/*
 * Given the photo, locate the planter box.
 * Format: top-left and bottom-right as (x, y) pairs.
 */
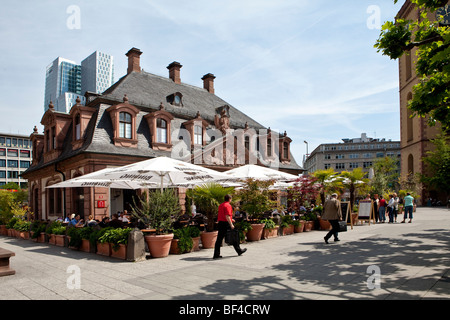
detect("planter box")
(0, 225), (6, 236)
(37, 232), (46, 243)
(97, 242), (111, 257)
(48, 234), (56, 245)
(55, 235), (65, 247)
(111, 244), (127, 260)
(281, 225), (294, 236)
(262, 227), (279, 239)
(80, 239), (91, 253)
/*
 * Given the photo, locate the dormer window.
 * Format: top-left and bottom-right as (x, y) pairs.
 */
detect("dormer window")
(166, 92), (183, 107)
(106, 95), (139, 148)
(194, 125), (202, 145)
(156, 118), (168, 143)
(75, 115), (81, 140)
(119, 112), (132, 139)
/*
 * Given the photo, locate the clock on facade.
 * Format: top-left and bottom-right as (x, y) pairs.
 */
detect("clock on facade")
(436, 5), (450, 25)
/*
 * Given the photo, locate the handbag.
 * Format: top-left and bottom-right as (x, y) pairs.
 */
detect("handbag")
(338, 221), (347, 232)
(225, 228), (239, 245)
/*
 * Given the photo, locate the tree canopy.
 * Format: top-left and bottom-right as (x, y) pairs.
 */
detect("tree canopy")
(375, 0), (450, 130)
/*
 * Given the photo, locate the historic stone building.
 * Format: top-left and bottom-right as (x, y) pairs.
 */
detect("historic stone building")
(397, 1), (447, 204)
(22, 48), (303, 221)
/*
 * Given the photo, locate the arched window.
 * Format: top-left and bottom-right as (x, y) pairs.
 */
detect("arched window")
(119, 112), (132, 139)
(267, 138), (272, 157)
(157, 118), (167, 143)
(194, 125), (203, 145)
(75, 114), (81, 140)
(406, 93), (413, 142)
(283, 142), (289, 159)
(408, 154), (414, 174)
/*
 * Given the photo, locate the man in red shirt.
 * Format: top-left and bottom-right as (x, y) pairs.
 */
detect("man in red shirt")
(213, 194), (247, 259)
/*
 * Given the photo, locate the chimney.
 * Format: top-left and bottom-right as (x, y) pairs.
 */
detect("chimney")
(202, 73), (216, 94)
(126, 48), (143, 74)
(167, 61), (182, 84)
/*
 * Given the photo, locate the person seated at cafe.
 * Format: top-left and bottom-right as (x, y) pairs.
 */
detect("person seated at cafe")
(69, 214), (84, 228)
(99, 216), (110, 228)
(108, 213), (123, 228)
(87, 215), (98, 227)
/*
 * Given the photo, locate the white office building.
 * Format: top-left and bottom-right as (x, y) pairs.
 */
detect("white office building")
(82, 51), (114, 95)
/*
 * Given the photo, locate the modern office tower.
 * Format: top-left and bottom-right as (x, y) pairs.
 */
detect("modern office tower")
(0, 133), (32, 188)
(44, 52), (114, 113)
(81, 51), (115, 95)
(44, 57), (82, 113)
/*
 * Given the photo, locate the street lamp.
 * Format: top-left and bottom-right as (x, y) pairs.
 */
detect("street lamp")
(304, 140), (309, 157)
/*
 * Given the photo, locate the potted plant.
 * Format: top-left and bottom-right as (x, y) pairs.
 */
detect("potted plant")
(187, 183), (234, 249)
(46, 220), (63, 245)
(260, 218), (278, 239)
(293, 219), (305, 233)
(235, 220), (252, 243)
(6, 216), (18, 237)
(235, 178), (275, 242)
(67, 226), (82, 249)
(280, 215), (295, 235)
(170, 227), (194, 255)
(187, 225), (201, 251)
(79, 227), (95, 253)
(52, 225), (67, 246)
(132, 189), (181, 258)
(30, 220), (47, 242)
(98, 227), (132, 259)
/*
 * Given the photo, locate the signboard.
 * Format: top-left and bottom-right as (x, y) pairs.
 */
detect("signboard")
(340, 201), (353, 229)
(357, 200), (375, 225)
(97, 200), (106, 208)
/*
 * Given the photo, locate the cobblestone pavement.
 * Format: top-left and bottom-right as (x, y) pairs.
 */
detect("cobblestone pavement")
(1, 207), (449, 302)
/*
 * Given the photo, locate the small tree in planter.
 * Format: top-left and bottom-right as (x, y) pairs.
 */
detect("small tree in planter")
(187, 183), (234, 249)
(132, 189), (181, 258)
(235, 178), (275, 241)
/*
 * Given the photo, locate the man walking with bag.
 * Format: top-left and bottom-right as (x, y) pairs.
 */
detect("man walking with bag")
(322, 193), (343, 244)
(213, 194), (247, 259)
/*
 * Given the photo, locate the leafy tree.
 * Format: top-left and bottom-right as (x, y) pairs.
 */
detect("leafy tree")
(312, 168), (341, 205)
(370, 156), (400, 195)
(420, 131), (450, 199)
(340, 168), (370, 209)
(375, 0), (450, 129)
(187, 183), (234, 232)
(287, 175), (320, 209)
(235, 178), (275, 222)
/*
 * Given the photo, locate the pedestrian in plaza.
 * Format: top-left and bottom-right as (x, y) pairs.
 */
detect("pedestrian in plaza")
(402, 192), (414, 223)
(373, 194), (379, 222)
(322, 193), (343, 244)
(393, 193), (399, 223)
(213, 194), (246, 259)
(387, 194), (395, 223)
(378, 195), (386, 223)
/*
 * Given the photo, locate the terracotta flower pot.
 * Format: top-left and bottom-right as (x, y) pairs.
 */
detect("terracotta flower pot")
(170, 239), (182, 255)
(55, 235), (65, 247)
(145, 234), (174, 258)
(192, 237), (200, 252)
(20, 231), (30, 240)
(294, 221), (305, 233)
(111, 244), (127, 260)
(262, 227), (279, 239)
(246, 223), (264, 242)
(304, 221), (314, 232)
(282, 225), (294, 236)
(319, 218), (332, 231)
(38, 232), (46, 243)
(200, 231), (218, 249)
(97, 242), (111, 256)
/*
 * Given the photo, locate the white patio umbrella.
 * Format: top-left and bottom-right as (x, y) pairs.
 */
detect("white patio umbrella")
(77, 156), (232, 192)
(46, 168), (155, 190)
(224, 164), (299, 182)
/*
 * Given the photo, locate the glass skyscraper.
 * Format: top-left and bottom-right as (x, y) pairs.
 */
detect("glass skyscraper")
(44, 51), (114, 113)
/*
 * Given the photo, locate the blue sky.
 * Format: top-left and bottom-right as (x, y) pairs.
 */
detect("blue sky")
(0, 0), (403, 167)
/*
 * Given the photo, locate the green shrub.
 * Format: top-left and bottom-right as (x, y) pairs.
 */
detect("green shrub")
(173, 227), (194, 253)
(260, 218), (276, 229)
(98, 227), (132, 251)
